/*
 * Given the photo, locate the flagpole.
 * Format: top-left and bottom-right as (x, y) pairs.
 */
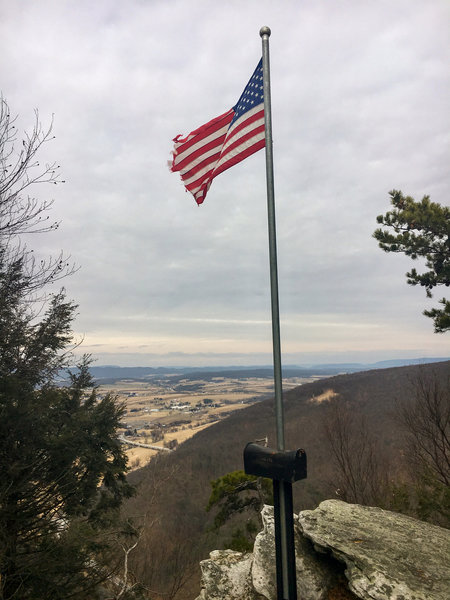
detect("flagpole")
(260, 26), (298, 600)
(260, 26), (285, 453)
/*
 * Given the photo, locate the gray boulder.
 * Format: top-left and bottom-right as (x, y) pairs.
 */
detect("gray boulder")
(195, 549), (263, 600)
(253, 505), (341, 600)
(196, 500), (450, 600)
(299, 499), (450, 600)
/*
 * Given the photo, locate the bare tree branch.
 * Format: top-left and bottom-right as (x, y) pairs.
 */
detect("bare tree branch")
(398, 369), (450, 486)
(0, 96), (76, 298)
(322, 396), (390, 506)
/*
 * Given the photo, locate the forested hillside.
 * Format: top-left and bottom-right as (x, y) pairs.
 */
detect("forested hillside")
(123, 360), (450, 599)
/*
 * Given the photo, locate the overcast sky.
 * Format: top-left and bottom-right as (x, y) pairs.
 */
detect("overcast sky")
(2, 0), (449, 367)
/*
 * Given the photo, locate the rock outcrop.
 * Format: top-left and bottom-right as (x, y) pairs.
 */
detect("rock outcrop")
(194, 549), (260, 600)
(196, 500), (450, 600)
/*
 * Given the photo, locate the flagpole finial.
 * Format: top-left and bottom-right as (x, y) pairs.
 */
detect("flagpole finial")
(260, 26), (271, 37)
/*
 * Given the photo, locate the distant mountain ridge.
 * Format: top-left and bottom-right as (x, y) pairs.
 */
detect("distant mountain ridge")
(77, 357), (449, 383)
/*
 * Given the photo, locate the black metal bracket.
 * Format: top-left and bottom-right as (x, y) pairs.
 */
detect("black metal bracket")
(244, 442), (307, 600)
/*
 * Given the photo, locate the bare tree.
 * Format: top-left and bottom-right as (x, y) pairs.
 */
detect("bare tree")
(398, 370), (450, 487)
(393, 369), (450, 526)
(108, 518), (157, 600)
(322, 396), (390, 506)
(124, 459), (200, 600)
(0, 96), (75, 294)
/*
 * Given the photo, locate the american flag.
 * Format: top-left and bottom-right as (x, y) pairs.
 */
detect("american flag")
(170, 59), (265, 205)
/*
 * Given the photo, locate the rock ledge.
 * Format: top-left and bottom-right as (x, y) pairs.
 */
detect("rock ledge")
(196, 500), (450, 600)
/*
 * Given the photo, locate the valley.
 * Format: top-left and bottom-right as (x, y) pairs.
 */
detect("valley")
(100, 373), (322, 470)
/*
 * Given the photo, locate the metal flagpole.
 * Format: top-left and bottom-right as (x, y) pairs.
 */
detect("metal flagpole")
(260, 26), (297, 600)
(260, 26), (285, 453)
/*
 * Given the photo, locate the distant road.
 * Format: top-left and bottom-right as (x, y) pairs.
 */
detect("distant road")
(118, 435), (173, 452)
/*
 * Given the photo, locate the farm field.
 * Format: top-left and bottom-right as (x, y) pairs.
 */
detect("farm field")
(101, 374), (318, 470)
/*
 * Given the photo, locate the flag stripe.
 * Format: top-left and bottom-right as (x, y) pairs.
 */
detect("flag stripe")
(175, 133), (227, 174)
(182, 152), (222, 187)
(213, 111), (264, 172)
(213, 127), (265, 179)
(172, 111), (233, 164)
(182, 118), (264, 191)
(220, 105), (264, 148)
(172, 109), (233, 149)
(173, 109), (264, 199)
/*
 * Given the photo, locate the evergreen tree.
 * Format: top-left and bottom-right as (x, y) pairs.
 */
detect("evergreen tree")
(206, 470), (272, 552)
(373, 190), (450, 332)
(0, 354), (135, 599)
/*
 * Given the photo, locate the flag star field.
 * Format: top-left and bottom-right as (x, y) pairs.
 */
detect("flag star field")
(231, 59), (264, 124)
